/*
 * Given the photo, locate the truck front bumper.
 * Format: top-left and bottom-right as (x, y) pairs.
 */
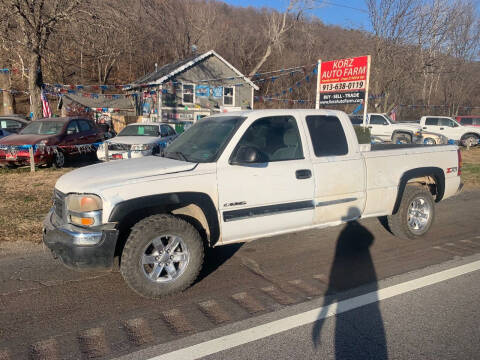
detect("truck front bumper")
(43, 210), (119, 270)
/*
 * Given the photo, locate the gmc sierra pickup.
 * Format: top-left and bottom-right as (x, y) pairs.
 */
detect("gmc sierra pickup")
(43, 109), (463, 298)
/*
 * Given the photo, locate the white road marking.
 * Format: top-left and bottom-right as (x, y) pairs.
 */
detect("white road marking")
(148, 260), (480, 360)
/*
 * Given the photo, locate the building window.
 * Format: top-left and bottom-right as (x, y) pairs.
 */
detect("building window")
(182, 84), (194, 104)
(223, 86), (234, 106)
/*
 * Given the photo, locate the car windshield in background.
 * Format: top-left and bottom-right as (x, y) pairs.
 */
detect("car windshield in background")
(118, 125), (159, 136)
(20, 121), (64, 135)
(165, 116), (244, 163)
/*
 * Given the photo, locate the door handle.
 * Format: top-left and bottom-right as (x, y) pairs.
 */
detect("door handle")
(423, 127), (427, 129)
(368, 126), (372, 129)
(439, 127), (444, 130)
(296, 169), (312, 179)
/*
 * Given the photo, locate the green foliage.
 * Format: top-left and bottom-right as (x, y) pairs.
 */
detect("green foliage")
(354, 125), (371, 144)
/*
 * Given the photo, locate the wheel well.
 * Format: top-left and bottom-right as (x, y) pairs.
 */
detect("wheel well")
(461, 133), (479, 140)
(391, 131), (412, 140)
(392, 167), (445, 214)
(110, 192), (220, 258)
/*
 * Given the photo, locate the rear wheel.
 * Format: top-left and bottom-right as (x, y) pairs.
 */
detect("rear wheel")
(392, 133), (411, 144)
(387, 185), (435, 239)
(423, 137), (436, 145)
(120, 214), (204, 298)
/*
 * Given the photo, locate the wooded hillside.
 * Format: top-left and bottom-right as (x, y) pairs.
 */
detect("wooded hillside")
(0, 0), (479, 119)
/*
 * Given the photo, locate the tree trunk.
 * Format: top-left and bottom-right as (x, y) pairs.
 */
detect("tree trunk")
(28, 54), (43, 119)
(0, 71), (15, 115)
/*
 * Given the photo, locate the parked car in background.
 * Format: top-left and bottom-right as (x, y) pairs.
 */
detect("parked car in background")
(416, 131), (449, 145)
(349, 113), (422, 143)
(0, 117), (105, 168)
(456, 115), (480, 127)
(0, 129), (13, 139)
(420, 116), (480, 147)
(97, 122), (177, 161)
(0, 115), (29, 134)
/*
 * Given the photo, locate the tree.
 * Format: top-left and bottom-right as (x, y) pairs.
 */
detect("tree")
(0, 0), (83, 119)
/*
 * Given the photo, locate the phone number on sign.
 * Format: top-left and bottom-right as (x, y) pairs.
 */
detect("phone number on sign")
(321, 81), (365, 92)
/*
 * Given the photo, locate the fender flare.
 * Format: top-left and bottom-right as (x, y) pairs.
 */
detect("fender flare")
(109, 192), (220, 246)
(392, 167), (445, 214)
(391, 130), (414, 141)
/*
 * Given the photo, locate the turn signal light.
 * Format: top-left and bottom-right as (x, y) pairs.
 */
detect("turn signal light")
(70, 215), (95, 226)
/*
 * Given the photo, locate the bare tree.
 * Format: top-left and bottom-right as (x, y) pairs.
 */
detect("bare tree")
(0, 0), (82, 118)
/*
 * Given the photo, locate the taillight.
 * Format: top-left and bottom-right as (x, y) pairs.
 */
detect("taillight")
(457, 149), (462, 176)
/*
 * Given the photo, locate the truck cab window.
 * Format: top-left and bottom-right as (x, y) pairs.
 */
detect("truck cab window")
(425, 118), (439, 126)
(370, 115), (387, 125)
(235, 116), (303, 162)
(306, 115), (348, 156)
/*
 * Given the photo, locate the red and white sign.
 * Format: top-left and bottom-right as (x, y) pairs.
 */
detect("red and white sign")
(320, 56), (368, 90)
(316, 55), (371, 108)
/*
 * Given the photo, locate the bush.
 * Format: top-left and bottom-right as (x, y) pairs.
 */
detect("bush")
(354, 125), (371, 144)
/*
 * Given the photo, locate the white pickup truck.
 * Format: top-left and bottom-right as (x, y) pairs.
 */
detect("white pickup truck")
(349, 113), (422, 143)
(43, 109), (463, 298)
(419, 116), (480, 147)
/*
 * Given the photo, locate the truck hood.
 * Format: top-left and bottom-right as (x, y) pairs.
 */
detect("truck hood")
(108, 136), (159, 145)
(0, 133), (55, 145)
(55, 156), (197, 194)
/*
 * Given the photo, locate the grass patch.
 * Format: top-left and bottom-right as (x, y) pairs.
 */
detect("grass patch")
(461, 147), (480, 189)
(0, 166), (71, 243)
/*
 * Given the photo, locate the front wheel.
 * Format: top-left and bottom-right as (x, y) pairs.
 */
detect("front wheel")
(462, 135), (478, 147)
(392, 133), (411, 144)
(120, 214), (204, 298)
(51, 151), (65, 169)
(387, 185), (435, 239)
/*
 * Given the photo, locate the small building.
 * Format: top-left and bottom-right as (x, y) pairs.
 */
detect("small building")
(127, 50), (259, 123)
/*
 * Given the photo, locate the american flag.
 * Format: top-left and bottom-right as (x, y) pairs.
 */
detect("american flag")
(389, 105), (398, 122)
(41, 90), (52, 118)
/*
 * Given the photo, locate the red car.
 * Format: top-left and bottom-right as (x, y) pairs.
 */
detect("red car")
(456, 115), (480, 127)
(0, 117), (105, 168)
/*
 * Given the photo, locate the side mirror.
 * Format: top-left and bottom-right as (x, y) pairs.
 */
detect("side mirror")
(231, 146), (266, 165)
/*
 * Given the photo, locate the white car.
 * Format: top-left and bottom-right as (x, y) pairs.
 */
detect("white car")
(350, 113), (422, 143)
(97, 122), (177, 161)
(419, 116), (480, 147)
(45, 109), (462, 298)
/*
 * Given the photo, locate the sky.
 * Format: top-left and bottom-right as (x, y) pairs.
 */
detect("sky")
(221, 0), (371, 31)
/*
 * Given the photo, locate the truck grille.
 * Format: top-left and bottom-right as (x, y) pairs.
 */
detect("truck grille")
(108, 143), (132, 151)
(53, 189), (65, 219)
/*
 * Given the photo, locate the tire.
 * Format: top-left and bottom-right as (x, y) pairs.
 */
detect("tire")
(51, 151), (65, 169)
(392, 133), (411, 144)
(387, 185), (435, 239)
(461, 135), (478, 147)
(423, 137), (436, 145)
(120, 214), (204, 298)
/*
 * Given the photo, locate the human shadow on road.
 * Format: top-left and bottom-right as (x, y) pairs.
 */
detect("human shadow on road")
(312, 208), (388, 359)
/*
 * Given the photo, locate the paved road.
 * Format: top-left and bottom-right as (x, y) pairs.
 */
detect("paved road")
(0, 190), (479, 359)
(130, 255), (480, 360)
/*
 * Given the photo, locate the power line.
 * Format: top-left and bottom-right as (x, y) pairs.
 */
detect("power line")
(322, 1), (369, 14)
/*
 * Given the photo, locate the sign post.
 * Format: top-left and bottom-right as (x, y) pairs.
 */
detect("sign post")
(362, 56), (371, 128)
(315, 55), (371, 126)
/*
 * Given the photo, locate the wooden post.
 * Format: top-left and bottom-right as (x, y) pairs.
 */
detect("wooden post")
(104, 143), (109, 162)
(29, 146), (35, 172)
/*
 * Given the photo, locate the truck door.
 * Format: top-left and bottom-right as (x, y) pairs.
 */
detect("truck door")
(369, 114), (391, 140)
(305, 115), (366, 225)
(216, 115), (315, 243)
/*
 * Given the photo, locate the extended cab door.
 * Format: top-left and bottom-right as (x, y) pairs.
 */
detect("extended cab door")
(305, 114), (366, 225)
(216, 115), (315, 243)
(368, 114), (391, 140)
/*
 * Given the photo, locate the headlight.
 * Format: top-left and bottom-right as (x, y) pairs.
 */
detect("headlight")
(66, 194), (102, 226)
(131, 144), (154, 151)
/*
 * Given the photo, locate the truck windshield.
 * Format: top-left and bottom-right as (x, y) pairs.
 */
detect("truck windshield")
(20, 121), (64, 135)
(164, 116), (245, 163)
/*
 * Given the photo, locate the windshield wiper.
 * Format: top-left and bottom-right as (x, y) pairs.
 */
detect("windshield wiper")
(165, 151), (188, 162)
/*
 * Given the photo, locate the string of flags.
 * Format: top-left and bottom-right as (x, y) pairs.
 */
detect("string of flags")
(0, 142), (103, 156)
(0, 68), (29, 74)
(0, 88), (29, 95)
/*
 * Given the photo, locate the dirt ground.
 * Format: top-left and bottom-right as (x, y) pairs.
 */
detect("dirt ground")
(1, 147), (479, 244)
